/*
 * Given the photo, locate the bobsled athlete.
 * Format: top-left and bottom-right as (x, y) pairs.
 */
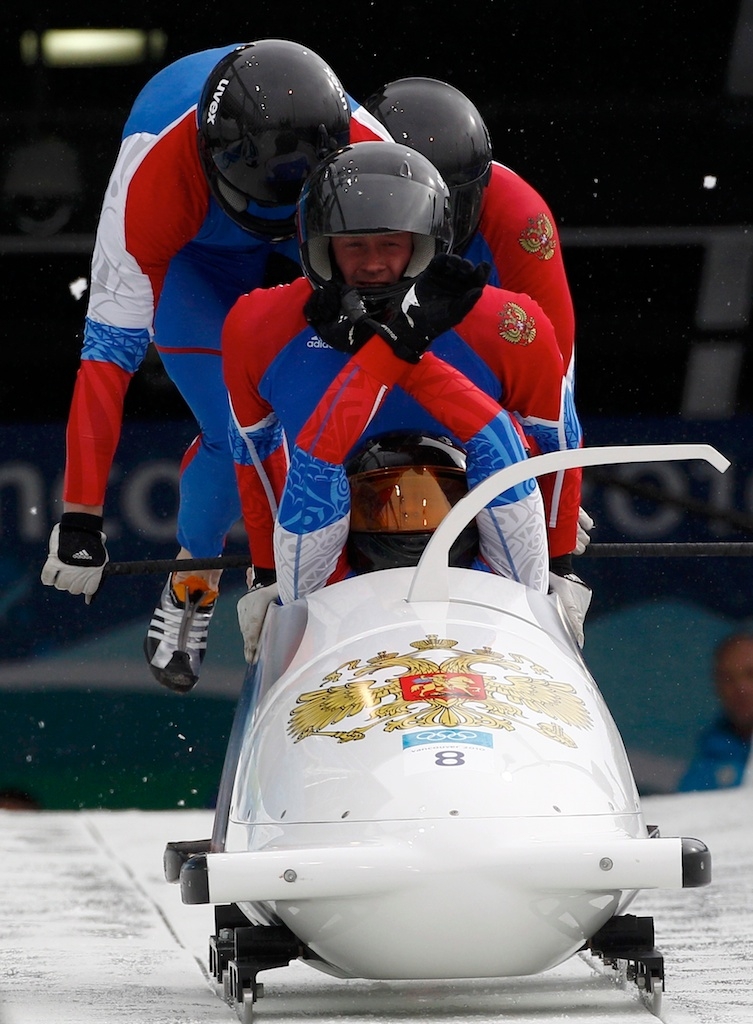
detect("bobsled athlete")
(222, 141), (591, 641)
(40, 39), (389, 693)
(361, 77), (595, 563)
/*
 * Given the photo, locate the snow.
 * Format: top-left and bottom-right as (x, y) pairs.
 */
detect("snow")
(0, 788), (750, 1023)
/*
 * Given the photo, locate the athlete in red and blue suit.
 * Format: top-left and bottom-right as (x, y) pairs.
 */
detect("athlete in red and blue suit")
(361, 79), (583, 560)
(222, 143), (585, 638)
(41, 40), (389, 693)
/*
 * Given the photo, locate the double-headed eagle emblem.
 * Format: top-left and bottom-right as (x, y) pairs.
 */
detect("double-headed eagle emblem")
(288, 635), (592, 747)
(518, 212), (557, 261)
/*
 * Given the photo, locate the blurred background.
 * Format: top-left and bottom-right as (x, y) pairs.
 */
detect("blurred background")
(1, 0), (752, 808)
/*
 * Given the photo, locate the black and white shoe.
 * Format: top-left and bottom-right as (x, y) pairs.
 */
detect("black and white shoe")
(144, 574), (218, 693)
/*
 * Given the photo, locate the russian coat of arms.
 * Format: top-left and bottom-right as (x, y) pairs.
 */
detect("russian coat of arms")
(288, 634), (592, 747)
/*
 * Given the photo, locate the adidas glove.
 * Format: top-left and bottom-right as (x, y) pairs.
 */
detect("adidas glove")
(548, 554), (593, 648)
(303, 281), (374, 354)
(365, 253), (491, 362)
(41, 512), (108, 604)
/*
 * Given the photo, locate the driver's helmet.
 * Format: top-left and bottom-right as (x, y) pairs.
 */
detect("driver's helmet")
(345, 431), (479, 572)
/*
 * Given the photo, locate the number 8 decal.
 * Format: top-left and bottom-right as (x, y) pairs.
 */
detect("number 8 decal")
(435, 751), (465, 766)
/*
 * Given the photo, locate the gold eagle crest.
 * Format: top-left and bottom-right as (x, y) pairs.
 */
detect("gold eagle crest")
(288, 635), (592, 747)
(498, 301), (537, 346)
(518, 212), (557, 261)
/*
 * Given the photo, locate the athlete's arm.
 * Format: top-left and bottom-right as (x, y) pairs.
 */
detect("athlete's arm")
(480, 163), (576, 378)
(458, 286), (582, 557)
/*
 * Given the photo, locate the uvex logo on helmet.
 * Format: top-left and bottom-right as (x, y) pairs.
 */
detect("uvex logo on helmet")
(323, 65), (348, 115)
(205, 79), (230, 125)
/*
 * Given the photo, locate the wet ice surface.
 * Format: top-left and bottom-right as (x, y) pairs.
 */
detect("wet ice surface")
(0, 788), (749, 1024)
(630, 789), (753, 1024)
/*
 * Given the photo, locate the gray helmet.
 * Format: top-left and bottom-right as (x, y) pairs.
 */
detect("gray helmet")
(297, 140), (454, 295)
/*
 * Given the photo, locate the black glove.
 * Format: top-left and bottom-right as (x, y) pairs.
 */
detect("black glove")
(41, 512), (109, 604)
(366, 253), (491, 362)
(251, 566), (277, 588)
(304, 281), (374, 354)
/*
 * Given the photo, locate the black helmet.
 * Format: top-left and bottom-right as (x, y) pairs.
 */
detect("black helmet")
(197, 39), (350, 241)
(297, 140), (454, 311)
(363, 78), (492, 252)
(346, 431), (479, 573)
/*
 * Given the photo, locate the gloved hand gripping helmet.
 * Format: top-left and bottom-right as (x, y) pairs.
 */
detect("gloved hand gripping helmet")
(297, 140), (454, 311)
(197, 39), (351, 241)
(363, 78), (492, 253)
(346, 431), (479, 573)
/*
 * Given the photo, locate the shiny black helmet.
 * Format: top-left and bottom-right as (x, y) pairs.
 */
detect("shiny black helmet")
(297, 140), (454, 302)
(346, 431), (479, 573)
(197, 39), (350, 241)
(363, 78), (492, 252)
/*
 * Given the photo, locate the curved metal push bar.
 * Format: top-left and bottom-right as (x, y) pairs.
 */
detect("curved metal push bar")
(407, 443), (730, 604)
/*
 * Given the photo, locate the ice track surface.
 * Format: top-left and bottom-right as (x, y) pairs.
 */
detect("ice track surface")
(1, 788), (750, 1024)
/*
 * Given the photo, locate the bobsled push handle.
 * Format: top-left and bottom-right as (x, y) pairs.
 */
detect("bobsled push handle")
(407, 443), (730, 604)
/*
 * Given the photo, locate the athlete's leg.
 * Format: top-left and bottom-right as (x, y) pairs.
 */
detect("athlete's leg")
(145, 245), (268, 691)
(153, 247), (264, 558)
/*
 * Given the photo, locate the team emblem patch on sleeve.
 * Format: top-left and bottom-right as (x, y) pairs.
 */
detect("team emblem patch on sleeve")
(518, 212), (557, 261)
(498, 301), (537, 345)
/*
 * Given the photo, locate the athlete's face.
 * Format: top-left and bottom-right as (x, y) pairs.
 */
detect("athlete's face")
(330, 232), (414, 288)
(715, 637), (753, 737)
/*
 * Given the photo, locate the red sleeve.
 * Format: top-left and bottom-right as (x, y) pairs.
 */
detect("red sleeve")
(458, 286), (565, 420)
(63, 361), (132, 506)
(124, 113), (209, 308)
(223, 280), (311, 429)
(222, 280), (311, 567)
(400, 352), (503, 442)
(480, 163), (575, 376)
(457, 286), (581, 558)
(296, 337), (409, 461)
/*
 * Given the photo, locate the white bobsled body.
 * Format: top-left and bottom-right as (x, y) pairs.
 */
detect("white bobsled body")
(171, 446), (721, 985)
(212, 566), (663, 979)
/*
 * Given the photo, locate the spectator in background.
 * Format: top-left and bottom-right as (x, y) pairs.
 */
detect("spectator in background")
(678, 631), (753, 792)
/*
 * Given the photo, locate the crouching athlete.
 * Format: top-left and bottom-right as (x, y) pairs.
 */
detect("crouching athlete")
(222, 141), (591, 644)
(40, 40), (389, 694)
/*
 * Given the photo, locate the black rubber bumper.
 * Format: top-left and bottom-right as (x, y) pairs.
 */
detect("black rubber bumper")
(179, 852), (211, 904)
(681, 837), (712, 887)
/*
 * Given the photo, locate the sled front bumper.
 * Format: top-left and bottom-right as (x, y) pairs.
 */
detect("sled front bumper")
(174, 834), (710, 905)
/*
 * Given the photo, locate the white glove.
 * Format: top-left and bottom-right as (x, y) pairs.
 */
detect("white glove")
(237, 579), (279, 663)
(41, 515), (109, 605)
(574, 507), (595, 555)
(548, 570), (593, 648)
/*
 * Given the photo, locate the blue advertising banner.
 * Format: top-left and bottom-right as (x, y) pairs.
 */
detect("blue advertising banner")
(1, 417), (751, 806)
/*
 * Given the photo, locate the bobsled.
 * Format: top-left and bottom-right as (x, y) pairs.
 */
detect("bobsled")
(165, 443), (727, 1020)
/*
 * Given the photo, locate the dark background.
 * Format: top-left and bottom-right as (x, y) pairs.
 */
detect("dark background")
(1, 0), (751, 423)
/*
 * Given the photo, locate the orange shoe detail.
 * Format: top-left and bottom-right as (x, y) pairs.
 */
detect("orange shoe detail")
(171, 574), (219, 608)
